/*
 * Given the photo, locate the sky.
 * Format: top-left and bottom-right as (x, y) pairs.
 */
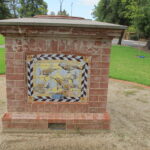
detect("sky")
(45, 0), (99, 19)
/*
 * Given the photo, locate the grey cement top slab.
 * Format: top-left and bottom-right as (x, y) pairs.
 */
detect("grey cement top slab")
(0, 18), (127, 30)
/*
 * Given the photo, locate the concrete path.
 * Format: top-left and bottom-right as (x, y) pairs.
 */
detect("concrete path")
(0, 45), (5, 48)
(112, 39), (146, 47)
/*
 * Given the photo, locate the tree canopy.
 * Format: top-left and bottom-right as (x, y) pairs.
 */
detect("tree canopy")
(8, 0), (19, 18)
(57, 9), (69, 16)
(93, 0), (132, 26)
(125, 0), (150, 39)
(0, 0), (48, 19)
(93, 0), (150, 39)
(0, 0), (12, 19)
(18, 0), (48, 17)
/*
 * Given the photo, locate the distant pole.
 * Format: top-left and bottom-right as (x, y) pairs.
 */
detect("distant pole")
(71, 2), (73, 16)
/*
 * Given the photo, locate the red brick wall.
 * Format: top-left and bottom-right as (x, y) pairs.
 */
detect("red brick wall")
(4, 26), (117, 114)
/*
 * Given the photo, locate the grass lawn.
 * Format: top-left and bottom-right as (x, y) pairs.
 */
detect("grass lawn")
(110, 45), (150, 86)
(0, 35), (5, 45)
(0, 45), (150, 86)
(0, 48), (5, 74)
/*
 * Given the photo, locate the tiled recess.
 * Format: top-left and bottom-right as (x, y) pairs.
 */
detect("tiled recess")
(27, 54), (89, 102)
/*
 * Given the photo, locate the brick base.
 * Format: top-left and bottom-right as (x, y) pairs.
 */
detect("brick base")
(2, 112), (110, 131)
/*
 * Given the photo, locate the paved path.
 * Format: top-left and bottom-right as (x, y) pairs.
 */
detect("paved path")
(0, 45), (5, 48)
(112, 39), (146, 47)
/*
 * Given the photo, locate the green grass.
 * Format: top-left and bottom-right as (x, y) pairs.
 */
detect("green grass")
(110, 45), (150, 86)
(0, 35), (5, 45)
(0, 45), (150, 86)
(0, 48), (5, 74)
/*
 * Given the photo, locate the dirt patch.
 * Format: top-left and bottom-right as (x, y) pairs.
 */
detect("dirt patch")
(0, 75), (6, 119)
(0, 75), (6, 101)
(0, 77), (150, 150)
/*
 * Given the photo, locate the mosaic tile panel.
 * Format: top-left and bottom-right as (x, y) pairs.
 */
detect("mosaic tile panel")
(27, 54), (89, 102)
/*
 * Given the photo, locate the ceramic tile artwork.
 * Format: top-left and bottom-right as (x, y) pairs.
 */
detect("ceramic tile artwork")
(27, 54), (89, 102)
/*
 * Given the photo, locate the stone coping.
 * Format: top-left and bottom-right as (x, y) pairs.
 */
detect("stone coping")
(0, 18), (127, 30)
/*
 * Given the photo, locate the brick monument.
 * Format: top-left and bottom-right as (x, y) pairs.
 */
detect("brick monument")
(0, 16), (126, 131)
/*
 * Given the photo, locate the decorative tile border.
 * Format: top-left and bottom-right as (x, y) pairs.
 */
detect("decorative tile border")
(27, 54), (89, 102)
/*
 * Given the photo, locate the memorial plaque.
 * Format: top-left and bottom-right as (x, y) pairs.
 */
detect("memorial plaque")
(27, 54), (90, 102)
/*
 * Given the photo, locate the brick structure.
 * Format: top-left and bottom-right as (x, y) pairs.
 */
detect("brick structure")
(0, 16), (126, 131)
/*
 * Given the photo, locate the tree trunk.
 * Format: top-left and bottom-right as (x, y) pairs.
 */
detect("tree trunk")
(118, 30), (125, 45)
(60, 0), (64, 13)
(146, 40), (150, 50)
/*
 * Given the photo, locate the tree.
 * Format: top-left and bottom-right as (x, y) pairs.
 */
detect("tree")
(93, 0), (132, 26)
(137, 2), (150, 50)
(8, 0), (19, 18)
(57, 9), (69, 16)
(92, 0), (132, 45)
(93, 0), (150, 47)
(18, 0), (48, 17)
(57, 0), (69, 16)
(0, 0), (12, 19)
(59, 0), (64, 13)
(125, 0), (150, 49)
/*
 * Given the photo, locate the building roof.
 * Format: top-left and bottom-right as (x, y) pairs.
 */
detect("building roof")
(0, 16), (127, 30)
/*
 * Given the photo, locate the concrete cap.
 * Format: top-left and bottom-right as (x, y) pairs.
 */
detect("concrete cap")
(0, 15), (127, 30)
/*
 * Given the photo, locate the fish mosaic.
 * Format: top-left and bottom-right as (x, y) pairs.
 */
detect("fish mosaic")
(27, 54), (90, 102)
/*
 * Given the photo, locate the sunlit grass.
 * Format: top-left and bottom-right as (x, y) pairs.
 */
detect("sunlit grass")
(0, 35), (5, 45)
(0, 48), (5, 74)
(110, 45), (150, 86)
